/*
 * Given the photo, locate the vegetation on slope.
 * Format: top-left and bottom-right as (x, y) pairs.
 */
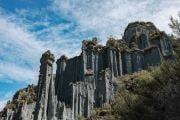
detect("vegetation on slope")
(0, 85), (37, 117)
(89, 35), (180, 119)
(113, 59), (180, 120)
(91, 55), (180, 120)
(90, 12), (180, 120)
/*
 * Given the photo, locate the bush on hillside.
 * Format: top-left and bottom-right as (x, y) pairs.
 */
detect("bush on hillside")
(112, 59), (180, 120)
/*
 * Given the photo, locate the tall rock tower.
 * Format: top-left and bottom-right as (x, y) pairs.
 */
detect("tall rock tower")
(34, 50), (55, 120)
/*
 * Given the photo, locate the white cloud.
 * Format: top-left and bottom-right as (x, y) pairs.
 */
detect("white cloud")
(0, 91), (14, 111)
(0, 7), (82, 83)
(0, 13), (44, 83)
(0, 62), (37, 83)
(150, 1), (180, 33)
(53, 0), (180, 40)
(3, 91), (14, 100)
(0, 100), (7, 111)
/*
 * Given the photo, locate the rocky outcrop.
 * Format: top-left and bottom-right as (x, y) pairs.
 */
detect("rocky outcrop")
(0, 85), (37, 120)
(0, 22), (174, 120)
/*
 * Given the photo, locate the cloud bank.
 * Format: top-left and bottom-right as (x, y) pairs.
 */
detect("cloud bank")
(53, 0), (180, 37)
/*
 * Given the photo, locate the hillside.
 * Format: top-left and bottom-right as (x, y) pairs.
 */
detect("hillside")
(0, 21), (175, 120)
(91, 40), (180, 120)
(2, 57), (180, 120)
(0, 85), (37, 120)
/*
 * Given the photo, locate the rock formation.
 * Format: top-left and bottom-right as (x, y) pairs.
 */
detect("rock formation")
(0, 22), (174, 120)
(0, 85), (37, 120)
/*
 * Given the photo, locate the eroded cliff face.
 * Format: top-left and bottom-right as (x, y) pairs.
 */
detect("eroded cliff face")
(0, 85), (37, 120)
(0, 22), (174, 120)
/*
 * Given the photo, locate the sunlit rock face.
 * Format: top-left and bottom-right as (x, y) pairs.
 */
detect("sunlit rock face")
(0, 21), (174, 120)
(0, 85), (37, 120)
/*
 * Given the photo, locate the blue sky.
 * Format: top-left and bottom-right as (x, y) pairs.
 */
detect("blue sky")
(0, 0), (179, 110)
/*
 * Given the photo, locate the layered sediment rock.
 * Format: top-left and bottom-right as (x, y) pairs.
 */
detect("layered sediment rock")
(0, 22), (174, 120)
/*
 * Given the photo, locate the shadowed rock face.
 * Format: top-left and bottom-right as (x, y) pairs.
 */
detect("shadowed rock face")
(0, 22), (174, 120)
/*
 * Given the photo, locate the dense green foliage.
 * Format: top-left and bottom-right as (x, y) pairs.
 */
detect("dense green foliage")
(112, 44), (180, 120)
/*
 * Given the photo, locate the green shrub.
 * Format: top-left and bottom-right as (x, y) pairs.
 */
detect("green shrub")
(112, 57), (180, 120)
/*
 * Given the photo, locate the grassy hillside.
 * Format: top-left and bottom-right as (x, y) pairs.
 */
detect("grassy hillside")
(89, 40), (180, 120)
(113, 61), (180, 120)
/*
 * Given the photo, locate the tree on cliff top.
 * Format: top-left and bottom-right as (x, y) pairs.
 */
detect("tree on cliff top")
(169, 11), (180, 37)
(169, 12), (180, 59)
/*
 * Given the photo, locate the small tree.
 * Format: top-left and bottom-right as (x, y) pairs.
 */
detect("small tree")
(169, 11), (180, 37)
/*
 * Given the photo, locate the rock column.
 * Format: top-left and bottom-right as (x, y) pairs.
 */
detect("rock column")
(34, 50), (55, 120)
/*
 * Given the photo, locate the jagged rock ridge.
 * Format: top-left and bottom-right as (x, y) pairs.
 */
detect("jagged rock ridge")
(0, 22), (174, 120)
(0, 85), (37, 120)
